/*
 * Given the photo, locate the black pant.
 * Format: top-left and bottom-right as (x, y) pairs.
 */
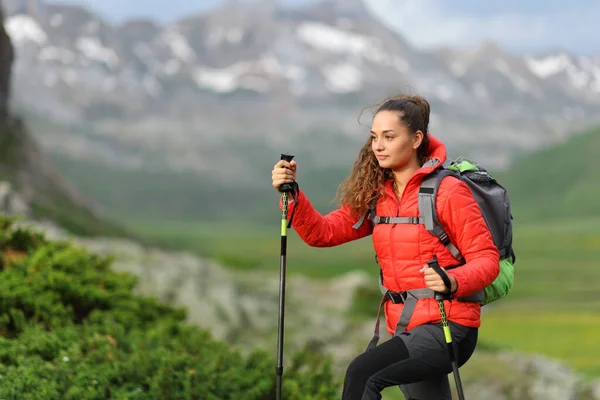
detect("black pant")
(341, 322), (478, 400)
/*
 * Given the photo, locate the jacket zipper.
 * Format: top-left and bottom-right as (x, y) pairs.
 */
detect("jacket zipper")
(389, 173), (421, 292)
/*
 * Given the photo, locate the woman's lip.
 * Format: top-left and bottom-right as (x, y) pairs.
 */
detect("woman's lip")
(376, 155), (389, 159)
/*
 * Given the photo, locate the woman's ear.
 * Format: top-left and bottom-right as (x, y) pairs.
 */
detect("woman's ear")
(413, 130), (424, 149)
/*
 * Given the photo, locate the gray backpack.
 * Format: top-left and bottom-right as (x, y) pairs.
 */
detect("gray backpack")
(354, 157), (515, 306)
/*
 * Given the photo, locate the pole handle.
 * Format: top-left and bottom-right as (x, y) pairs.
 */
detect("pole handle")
(279, 153), (295, 193)
(427, 256), (452, 300)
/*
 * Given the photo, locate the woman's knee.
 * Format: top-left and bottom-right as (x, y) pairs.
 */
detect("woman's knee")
(344, 353), (369, 380)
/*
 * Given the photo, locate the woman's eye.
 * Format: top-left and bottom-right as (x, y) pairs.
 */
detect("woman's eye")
(386, 136), (393, 140)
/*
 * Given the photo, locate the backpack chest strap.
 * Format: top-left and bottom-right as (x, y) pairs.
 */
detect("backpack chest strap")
(372, 216), (423, 225)
(370, 212), (464, 261)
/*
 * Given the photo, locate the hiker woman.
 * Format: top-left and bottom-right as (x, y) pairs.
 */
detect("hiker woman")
(271, 94), (500, 399)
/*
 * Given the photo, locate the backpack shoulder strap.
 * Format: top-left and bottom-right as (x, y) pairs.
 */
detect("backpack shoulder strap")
(419, 168), (464, 262)
(352, 198), (378, 230)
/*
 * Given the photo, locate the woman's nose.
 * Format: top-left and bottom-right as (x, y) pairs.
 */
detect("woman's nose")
(373, 138), (384, 150)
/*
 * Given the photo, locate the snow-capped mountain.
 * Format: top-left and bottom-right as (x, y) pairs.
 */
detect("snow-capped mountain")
(3, 0), (600, 174)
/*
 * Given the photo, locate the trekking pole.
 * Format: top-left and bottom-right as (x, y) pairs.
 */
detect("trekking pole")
(276, 153), (295, 400)
(428, 258), (466, 400)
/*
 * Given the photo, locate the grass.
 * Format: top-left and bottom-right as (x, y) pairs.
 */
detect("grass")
(126, 214), (600, 381)
(480, 310), (600, 377)
(127, 219), (378, 279)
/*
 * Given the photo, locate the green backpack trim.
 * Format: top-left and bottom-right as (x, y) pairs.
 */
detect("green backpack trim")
(482, 258), (515, 306)
(446, 158), (479, 173)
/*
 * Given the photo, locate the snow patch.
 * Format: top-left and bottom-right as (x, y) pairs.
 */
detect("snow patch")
(525, 54), (571, 78)
(194, 68), (238, 93)
(525, 53), (600, 93)
(159, 30), (196, 62)
(494, 59), (541, 97)
(297, 22), (371, 54)
(38, 47), (76, 64)
(296, 22), (404, 70)
(76, 37), (120, 69)
(323, 63), (362, 93)
(6, 15), (47, 45)
(193, 55), (305, 94)
(206, 27), (245, 47)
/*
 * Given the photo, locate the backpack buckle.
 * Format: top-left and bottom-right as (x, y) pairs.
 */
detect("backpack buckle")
(386, 291), (407, 304)
(439, 232), (450, 245)
(378, 216), (391, 224)
(409, 217), (420, 224)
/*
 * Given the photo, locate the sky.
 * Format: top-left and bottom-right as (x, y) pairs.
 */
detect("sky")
(53, 0), (600, 55)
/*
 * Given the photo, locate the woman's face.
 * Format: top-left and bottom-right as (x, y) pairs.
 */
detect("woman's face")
(370, 111), (422, 171)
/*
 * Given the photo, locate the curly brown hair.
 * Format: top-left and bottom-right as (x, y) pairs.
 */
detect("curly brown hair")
(335, 94), (431, 218)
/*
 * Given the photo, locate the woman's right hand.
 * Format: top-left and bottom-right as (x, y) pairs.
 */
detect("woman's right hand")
(272, 159), (297, 192)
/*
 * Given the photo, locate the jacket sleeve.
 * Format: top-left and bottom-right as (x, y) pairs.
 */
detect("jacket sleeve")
(278, 188), (373, 247)
(438, 180), (500, 298)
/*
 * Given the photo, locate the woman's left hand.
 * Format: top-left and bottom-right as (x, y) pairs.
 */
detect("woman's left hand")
(420, 264), (458, 294)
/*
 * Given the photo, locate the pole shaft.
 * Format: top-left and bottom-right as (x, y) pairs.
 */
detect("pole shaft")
(438, 300), (465, 400)
(276, 192), (289, 400)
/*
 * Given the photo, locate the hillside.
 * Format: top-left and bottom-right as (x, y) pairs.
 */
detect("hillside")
(499, 124), (600, 223)
(0, 6), (131, 237)
(0, 214), (337, 399)
(6, 205), (600, 400)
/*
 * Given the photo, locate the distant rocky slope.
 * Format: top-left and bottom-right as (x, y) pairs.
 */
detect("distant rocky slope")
(4, 0), (600, 179)
(0, 5), (133, 237)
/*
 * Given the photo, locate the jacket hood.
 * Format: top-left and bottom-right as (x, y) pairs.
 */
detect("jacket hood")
(420, 133), (447, 174)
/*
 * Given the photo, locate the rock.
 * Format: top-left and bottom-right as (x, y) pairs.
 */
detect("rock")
(20, 218), (371, 366)
(0, 180), (30, 216)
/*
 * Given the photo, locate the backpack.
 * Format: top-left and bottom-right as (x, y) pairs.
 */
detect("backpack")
(356, 157), (516, 306)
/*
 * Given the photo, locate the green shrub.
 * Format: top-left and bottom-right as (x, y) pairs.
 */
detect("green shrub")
(0, 215), (339, 399)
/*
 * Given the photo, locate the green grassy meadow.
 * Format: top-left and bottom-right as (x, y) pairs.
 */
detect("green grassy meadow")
(128, 214), (600, 379)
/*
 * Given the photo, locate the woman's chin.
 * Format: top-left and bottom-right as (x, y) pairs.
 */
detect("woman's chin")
(378, 159), (393, 168)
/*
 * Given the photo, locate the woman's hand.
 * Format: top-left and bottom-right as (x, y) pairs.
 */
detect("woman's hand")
(272, 159), (297, 192)
(420, 263), (458, 294)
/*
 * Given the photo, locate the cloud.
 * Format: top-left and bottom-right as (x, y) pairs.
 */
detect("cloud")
(364, 0), (600, 55)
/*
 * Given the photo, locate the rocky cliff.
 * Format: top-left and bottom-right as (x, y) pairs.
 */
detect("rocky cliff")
(0, 7), (13, 122)
(0, 6), (129, 237)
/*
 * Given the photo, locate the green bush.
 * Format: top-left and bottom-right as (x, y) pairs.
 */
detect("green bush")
(0, 215), (339, 399)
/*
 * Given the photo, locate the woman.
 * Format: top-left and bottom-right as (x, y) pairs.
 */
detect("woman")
(271, 94), (499, 400)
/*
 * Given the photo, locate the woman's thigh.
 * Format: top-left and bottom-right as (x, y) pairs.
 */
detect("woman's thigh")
(397, 322), (478, 399)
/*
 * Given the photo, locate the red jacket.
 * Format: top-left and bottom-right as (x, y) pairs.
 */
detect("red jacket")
(281, 135), (499, 334)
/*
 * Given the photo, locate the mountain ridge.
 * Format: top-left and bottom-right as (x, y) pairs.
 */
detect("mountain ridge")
(3, 0), (600, 184)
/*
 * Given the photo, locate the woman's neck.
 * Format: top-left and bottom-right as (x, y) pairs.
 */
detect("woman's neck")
(392, 159), (421, 189)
